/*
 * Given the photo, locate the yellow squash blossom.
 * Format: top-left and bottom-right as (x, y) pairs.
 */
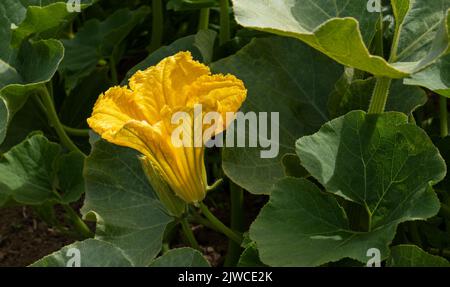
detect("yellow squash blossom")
(87, 51), (247, 205)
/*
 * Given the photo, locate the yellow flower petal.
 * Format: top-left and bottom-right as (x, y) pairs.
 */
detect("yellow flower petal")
(87, 51), (247, 204)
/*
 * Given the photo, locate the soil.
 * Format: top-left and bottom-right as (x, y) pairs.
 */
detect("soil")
(0, 191), (267, 267)
(0, 206), (74, 267)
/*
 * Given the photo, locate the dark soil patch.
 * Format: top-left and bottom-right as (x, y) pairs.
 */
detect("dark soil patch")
(0, 207), (74, 267)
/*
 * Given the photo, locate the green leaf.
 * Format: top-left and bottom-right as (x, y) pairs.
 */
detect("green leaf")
(232, 0), (450, 77)
(0, 4), (64, 144)
(149, 248), (210, 267)
(250, 177), (397, 266)
(30, 239), (133, 267)
(405, 56), (450, 97)
(251, 111), (446, 266)
(296, 111), (445, 228)
(387, 245), (450, 267)
(212, 36), (343, 194)
(11, 1), (94, 46)
(328, 78), (427, 117)
(60, 66), (113, 128)
(0, 134), (83, 206)
(124, 29), (217, 83)
(57, 151), (85, 204)
(82, 140), (173, 266)
(237, 243), (267, 267)
(60, 7), (150, 92)
(0, 97), (53, 153)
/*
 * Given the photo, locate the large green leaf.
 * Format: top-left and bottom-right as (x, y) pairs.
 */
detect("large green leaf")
(81, 140), (173, 266)
(251, 177), (398, 266)
(60, 7), (150, 92)
(232, 0), (450, 77)
(0, 3), (64, 144)
(149, 248), (210, 267)
(296, 111), (445, 226)
(0, 134), (84, 206)
(405, 56), (450, 97)
(387, 245), (450, 267)
(251, 111), (446, 266)
(30, 239), (133, 267)
(9, 1), (94, 46)
(212, 36), (343, 194)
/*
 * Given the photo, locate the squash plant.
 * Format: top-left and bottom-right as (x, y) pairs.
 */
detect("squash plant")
(0, 0), (449, 267)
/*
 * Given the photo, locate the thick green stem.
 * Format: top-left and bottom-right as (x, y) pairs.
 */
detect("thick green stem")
(149, 0), (163, 52)
(224, 182), (244, 267)
(198, 8), (210, 31)
(219, 0), (230, 45)
(62, 204), (93, 239)
(188, 214), (220, 232)
(39, 88), (83, 154)
(63, 125), (90, 137)
(440, 96), (448, 138)
(368, 77), (392, 114)
(198, 202), (242, 244)
(180, 218), (200, 251)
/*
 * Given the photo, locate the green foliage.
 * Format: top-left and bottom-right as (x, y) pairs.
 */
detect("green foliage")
(0, 0), (448, 268)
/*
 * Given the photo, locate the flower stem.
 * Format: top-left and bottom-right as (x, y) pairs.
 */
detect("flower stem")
(198, 8), (210, 31)
(440, 96), (448, 138)
(149, 0), (163, 52)
(219, 0), (230, 45)
(39, 87), (84, 155)
(224, 182), (244, 267)
(62, 125), (90, 137)
(368, 77), (392, 114)
(198, 202), (242, 244)
(62, 204), (93, 239)
(180, 218), (200, 251)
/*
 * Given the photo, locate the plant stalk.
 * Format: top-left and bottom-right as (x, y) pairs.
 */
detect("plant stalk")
(198, 8), (210, 31)
(62, 204), (93, 239)
(198, 202), (242, 244)
(368, 77), (392, 114)
(39, 88), (83, 154)
(219, 0), (230, 45)
(149, 0), (163, 52)
(224, 182), (244, 266)
(63, 125), (90, 137)
(180, 218), (201, 251)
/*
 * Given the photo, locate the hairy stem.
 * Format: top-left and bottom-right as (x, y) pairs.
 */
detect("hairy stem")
(368, 77), (392, 114)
